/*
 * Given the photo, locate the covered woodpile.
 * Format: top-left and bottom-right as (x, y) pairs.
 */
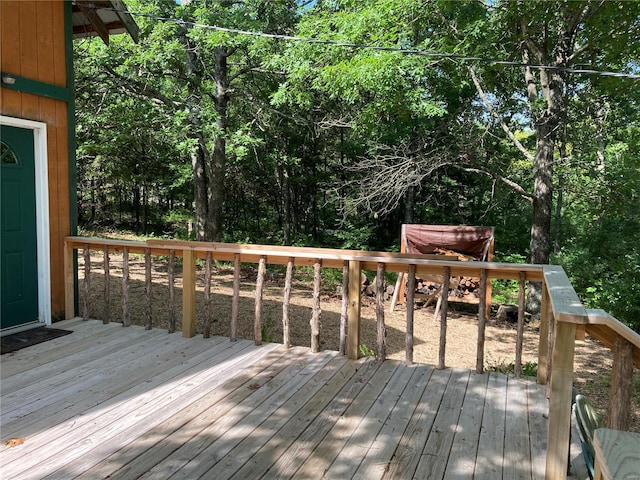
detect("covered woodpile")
(390, 225), (495, 311)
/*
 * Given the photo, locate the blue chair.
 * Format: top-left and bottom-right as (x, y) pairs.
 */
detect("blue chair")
(574, 394), (602, 479)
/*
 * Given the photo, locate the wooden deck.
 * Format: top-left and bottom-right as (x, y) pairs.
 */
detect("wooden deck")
(1, 319), (585, 479)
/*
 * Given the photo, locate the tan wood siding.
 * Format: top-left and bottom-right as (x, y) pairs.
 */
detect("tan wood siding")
(1, 0), (70, 316)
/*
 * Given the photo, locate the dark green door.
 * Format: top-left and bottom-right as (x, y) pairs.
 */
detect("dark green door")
(1, 125), (39, 329)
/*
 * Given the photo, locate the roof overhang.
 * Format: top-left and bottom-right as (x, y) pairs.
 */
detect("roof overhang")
(72, 0), (139, 45)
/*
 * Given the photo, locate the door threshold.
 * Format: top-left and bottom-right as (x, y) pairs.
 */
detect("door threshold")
(0, 321), (47, 338)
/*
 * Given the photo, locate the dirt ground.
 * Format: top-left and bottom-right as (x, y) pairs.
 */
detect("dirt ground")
(78, 252), (640, 432)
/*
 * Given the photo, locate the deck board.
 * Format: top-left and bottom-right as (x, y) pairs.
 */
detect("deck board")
(0, 319), (580, 479)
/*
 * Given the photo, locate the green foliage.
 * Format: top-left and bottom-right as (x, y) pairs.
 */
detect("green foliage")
(359, 344), (376, 358)
(487, 359), (538, 378)
(73, 0), (640, 333)
(261, 315), (276, 343)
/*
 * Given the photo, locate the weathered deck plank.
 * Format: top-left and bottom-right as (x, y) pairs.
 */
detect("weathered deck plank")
(474, 372), (508, 479)
(0, 319), (560, 480)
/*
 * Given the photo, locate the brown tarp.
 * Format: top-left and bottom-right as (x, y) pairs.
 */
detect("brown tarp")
(403, 225), (494, 261)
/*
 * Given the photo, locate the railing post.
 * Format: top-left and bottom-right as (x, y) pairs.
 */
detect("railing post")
(537, 282), (551, 385)
(607, 334), (634, 430)
(64, 239), (75, 319)
(339, 261), (349, 355)
(182, 248), (196, 338)
(203, 251), (212, 338)
(347, 260), (361, 360)
(545, 320), (576, 480)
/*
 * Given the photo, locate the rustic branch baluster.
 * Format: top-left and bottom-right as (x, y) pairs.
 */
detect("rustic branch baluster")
(376, 263), (386, 361)
(254, 256), (266, 345)
(515, 272), (526, 378)
(282, 257), (294, 349)
(83, 243), (90, 321)
(144, 247), (152, 330)
(476, 268), (488, 373)
(406, 264), (416, 365)
(438, 267), (450, 370)
(103, 247), (110, 324)
(311, 260), (322, 353)
(168, 249), (176, 333)
(231, 253), (240, 342)
(122, 246), (130, 327)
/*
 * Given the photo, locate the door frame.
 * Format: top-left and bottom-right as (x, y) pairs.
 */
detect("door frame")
(1, 115), (51, 334)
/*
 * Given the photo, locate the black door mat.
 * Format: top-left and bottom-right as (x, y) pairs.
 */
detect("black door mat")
(1, 327), (72, 354)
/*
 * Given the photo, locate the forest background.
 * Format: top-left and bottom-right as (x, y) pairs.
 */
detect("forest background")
(74, 0), (640, 331)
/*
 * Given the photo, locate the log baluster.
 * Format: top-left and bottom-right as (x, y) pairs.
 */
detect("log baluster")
(406, 264), (416, 365)
(83, 243), (90, 321)
(515, 272), (526, 378)
(476, 268), (488, 373)
(282, 257), (294, 349)
(168, 249), (176, 333)
(438, 267), (450, 370)
(103, 247), (110, 324)
(375, 262), (386, 361)
(254, 256), (266, 345)
(122, 246), (130, 326)
(310, 260), (322, 353)
(144, 247), (152, 330)
(231, 253), (240, 342)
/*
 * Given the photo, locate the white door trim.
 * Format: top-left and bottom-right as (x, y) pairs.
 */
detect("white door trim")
(1, 115), (51, 329)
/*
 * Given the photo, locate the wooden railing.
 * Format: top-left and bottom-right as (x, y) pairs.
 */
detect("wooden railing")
(63, 236), (640, 480)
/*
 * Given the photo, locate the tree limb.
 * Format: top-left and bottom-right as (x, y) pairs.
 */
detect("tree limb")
(468, 66), (535, 162)
(104, 66), (182, 111)
(461, 166), (533, 203)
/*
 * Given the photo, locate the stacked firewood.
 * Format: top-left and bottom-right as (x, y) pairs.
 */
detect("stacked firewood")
(415, 248), (481, 299)
(452, 277), (481, 297)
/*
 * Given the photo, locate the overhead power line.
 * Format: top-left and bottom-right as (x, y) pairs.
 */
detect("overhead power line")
(97, 5), (640, 80)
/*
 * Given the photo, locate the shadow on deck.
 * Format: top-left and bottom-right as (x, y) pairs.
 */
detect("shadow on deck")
(1, 319), (587, 479)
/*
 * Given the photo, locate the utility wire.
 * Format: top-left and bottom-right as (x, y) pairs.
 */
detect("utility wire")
(96, 5), (640, 80)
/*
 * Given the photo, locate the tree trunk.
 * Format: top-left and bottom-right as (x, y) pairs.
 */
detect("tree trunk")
(404, 185), (415, 224)
(192, 146), (208, 241)
(206, 47), (229, 242)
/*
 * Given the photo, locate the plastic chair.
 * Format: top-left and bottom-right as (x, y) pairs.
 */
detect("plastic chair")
(574, 394), (602, 479)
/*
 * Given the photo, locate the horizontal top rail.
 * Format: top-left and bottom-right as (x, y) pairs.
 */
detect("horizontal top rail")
(542, 265), (589, 324)
(65, 236), (545, 281)
(586, 309), (640, 368)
